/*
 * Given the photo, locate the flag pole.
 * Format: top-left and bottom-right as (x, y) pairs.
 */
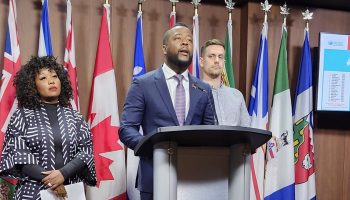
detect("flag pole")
(222, 0), (236, 87)
(261, 0), (272, 24)
(280, 3), (290, 26)
(191, 0), (201, 16)
(170, 0), (178, 12)
(137, 0), (146, 12)
(302, 9), (313, 32)
(105, 0), (109, 5)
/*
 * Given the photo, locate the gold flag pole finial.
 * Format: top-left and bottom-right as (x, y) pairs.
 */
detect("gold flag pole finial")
(191, 0), (201, 15)
(261, 0), (272, 23)
(105, 0), (109, 5)
(280, 3), (290, 26)
(302, 9), (313, 31)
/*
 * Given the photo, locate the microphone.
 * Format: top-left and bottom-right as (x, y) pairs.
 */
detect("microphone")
(192, 83), (219, 125)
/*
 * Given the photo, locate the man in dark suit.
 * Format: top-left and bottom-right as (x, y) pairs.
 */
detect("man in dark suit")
(119, 23), (216, 200)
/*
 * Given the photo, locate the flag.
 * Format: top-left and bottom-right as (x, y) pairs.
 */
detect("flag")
(189, 14), (200, 78)
(132, 11), (146, 78)
(248, 21), (269, 200)
(85, 4), (126, 200)
(0, 0), (21, 198)
(126, 10), (146, 200)
(169, 10), (176, 28)
(64, 0), (79, 111)
(264, 23), (295, 200)
(222, 16), (235, 87)
(38, 0), (53, 57)
(292, 29), (316, 200)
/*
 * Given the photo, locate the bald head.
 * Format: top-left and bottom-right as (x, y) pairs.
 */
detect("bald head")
(163, 22), (191, 45)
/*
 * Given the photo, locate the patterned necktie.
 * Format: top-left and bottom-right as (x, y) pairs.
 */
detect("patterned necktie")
(174, 74), (185, 126)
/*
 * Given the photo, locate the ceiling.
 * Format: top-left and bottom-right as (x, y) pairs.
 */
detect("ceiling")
(198, 0), (350, 12)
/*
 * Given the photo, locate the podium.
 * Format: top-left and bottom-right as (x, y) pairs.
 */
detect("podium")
(134, 125), (271, 200)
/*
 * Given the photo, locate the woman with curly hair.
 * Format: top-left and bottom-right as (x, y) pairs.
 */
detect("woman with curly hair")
(0, 56), (96, 199)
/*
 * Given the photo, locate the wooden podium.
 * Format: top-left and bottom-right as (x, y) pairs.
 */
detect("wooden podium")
(134, 125), (271, 200)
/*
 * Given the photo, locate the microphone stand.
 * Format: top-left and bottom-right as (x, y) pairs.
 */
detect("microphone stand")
(192, 84), (219, 125)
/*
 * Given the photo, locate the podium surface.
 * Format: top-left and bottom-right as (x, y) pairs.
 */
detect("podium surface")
(135, 125), (271, 156)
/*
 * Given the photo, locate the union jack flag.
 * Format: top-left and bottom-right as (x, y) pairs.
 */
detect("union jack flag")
(0, 0), (21, 198)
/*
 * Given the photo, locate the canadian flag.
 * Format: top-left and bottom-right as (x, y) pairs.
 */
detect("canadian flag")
(85, 4), (126, 200)
(64, 0), (79, 111)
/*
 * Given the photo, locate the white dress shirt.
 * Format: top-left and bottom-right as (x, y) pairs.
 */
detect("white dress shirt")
(162, 63), (190, 119)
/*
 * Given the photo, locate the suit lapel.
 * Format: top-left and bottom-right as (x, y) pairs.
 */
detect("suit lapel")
(154, 68), (179, 125)
(185, 76), (202, 125)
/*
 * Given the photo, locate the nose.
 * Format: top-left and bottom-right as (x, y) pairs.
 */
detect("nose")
(48, 77), (55, 84)
(181, 38), (188, 45)
(215, 56), (219, 63)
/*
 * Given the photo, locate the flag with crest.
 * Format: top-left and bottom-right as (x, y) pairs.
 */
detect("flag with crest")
(293, 27), (316, 200)
(264, 22), (295, 200)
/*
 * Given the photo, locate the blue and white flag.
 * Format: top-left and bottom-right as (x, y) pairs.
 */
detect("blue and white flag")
(264, 23), (295, 200)
(127, 10), (146, 200)
(293, 29), (316, 200)
(133, 11), (146, 78)
(248, 21), (269, 200)
(38, 0), (52, 57)
(190, 14), (200, 78)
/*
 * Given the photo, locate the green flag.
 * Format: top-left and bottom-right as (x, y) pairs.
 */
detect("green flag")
(223, 18), (235, 88)
(264, 24), (295, 198)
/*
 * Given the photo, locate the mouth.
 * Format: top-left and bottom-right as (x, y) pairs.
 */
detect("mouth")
(49, 86), (58, 91)
(179, 49), (189, 56)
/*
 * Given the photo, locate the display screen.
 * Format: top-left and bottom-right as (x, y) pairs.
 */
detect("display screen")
(316, 32), (350, 112)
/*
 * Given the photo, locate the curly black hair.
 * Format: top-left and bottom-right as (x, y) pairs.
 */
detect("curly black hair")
(14, 56), (73, 109)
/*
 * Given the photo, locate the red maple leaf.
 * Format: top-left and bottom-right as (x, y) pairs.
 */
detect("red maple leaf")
(90, 114), (123, 187)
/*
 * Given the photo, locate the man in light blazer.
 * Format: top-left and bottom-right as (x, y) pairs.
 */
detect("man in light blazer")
(119, 23), (216, 200)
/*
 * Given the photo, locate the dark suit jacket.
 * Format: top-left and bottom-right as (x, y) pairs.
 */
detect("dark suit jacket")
(119, 67), (216, 193)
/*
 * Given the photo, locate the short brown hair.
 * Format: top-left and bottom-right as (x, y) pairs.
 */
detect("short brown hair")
(200, 39), (225, 56)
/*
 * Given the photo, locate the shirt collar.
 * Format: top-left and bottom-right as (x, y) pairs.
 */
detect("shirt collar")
(162, 63), (189, 81)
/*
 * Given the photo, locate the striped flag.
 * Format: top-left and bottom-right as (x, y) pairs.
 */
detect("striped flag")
(292, 29), (316, 200)
(189, 14), (200, 78)
(126, 10), (146, 200)
(264, 23), (295, 200)
(222, 16), (235, 87)
(248, 21), (269, 200)
(85, 4), (126, 200)
(64, 0), (79, 111)
(0, 0), (21, 198)
(38, 0), (53, 57)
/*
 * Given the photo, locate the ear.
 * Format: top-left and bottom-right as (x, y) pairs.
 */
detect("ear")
(162, 44), (167, 55)
(199, 57), (204, 69)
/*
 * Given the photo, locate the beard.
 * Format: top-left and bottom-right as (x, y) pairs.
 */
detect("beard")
(166, 52), (193, 72)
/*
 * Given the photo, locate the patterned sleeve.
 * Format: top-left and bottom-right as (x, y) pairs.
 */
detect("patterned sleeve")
(0, 109), (39, 180)
(74, 114), (97, 186)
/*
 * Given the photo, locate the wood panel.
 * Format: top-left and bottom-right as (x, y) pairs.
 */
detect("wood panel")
(1, 1), (350, 199)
